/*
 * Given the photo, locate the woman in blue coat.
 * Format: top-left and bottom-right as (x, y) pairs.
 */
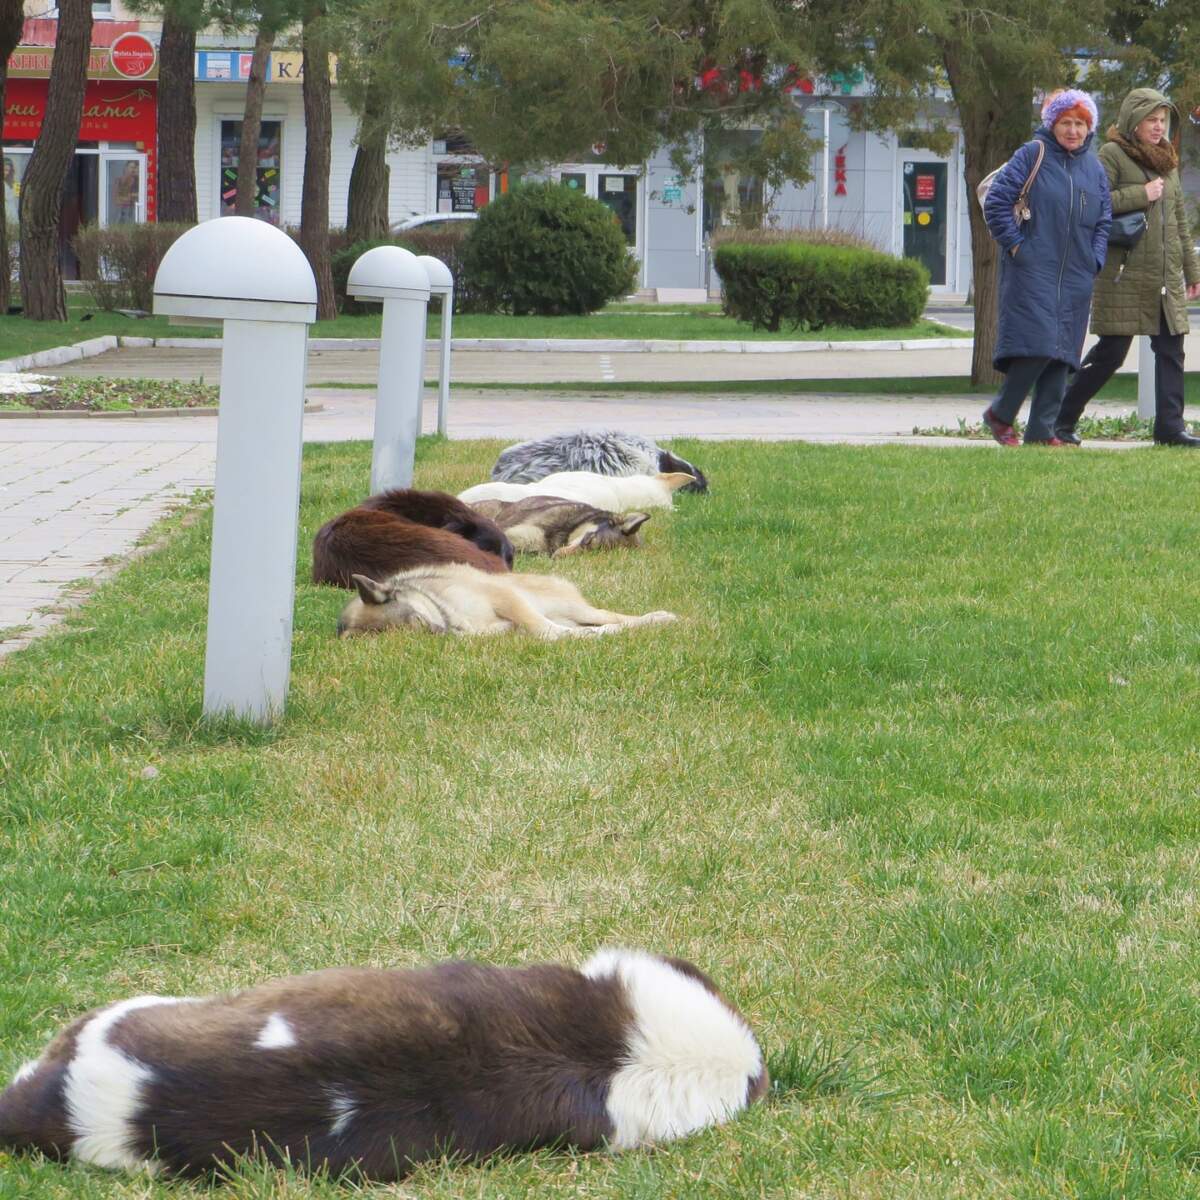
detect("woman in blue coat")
(982, 89), (1112, 445)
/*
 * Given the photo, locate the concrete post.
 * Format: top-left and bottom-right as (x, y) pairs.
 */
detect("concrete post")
(347, 246), (431, 492)
(153, 216), (317, 724)
(416, 255), (454, 437)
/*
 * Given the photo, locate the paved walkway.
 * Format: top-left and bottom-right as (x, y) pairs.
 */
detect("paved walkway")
(0, 339), (1152, 658)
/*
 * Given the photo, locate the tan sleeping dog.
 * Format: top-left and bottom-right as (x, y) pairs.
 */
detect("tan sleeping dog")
(468, 496), (652, 558)
(337, 563), (676, 640)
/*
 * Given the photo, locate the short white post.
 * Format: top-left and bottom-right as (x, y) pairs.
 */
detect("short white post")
(1137, 335), (1155, 421)
(347, 246), (431, 492)
(153, 216), (317, 724)
(416, 255), (454, 436)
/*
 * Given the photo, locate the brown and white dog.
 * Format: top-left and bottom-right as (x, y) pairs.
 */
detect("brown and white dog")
(0, 950), (767, 1180)
(312, 488), (514, 589)
(336, 563), (677, 640)
(468, 496), (652, 558)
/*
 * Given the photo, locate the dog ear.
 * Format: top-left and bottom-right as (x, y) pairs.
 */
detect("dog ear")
(351, 574), (391, 605)
(619, 512), (651, 536)
(656, 472), (698, 491)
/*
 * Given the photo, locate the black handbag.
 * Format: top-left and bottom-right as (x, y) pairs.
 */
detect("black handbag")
(1108, 210), (1147, 249)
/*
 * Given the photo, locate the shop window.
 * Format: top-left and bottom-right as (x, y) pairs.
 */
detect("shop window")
(220, 119), (282, 223)
(436, 162), (491, 213)
(702, 130), (765, 234)
(2, 151), (29, 226)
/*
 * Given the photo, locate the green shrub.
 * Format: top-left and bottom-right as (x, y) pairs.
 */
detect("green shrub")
(73, 222), (193, 312)
(461, 183), (638, 316)
(714, 240), (930, 332)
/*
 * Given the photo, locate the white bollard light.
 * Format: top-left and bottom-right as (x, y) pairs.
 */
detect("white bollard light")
(1137, 335), (1155, 421)
(347, 246), (431, 491)
(416, 255), (454, 437)
(153, 216), (317, 724)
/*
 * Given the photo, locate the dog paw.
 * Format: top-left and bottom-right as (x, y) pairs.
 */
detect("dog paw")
(640, 611), (678, 625)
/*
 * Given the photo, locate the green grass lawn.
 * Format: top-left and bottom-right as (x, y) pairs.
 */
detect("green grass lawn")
(0, 301), (964, 362)
(6, 439), (1200, 1197)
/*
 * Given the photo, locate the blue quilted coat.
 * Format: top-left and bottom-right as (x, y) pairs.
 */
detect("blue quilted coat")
(984, 126), (1112, 371)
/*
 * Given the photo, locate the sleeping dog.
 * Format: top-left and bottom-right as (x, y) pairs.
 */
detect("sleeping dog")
(313, 487), (514, 588)
(492, 430), (708, 493)
(337, 563), (677, 639)
(459, 471), (695, 514)
(0, 949), (766, 1180)
(468, 496), (652, 558)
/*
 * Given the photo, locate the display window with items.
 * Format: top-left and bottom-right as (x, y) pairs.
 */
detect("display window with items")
(220, 119), (282, 222)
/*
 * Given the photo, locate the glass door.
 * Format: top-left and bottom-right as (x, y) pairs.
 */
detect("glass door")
(556, 166), (641, 250)
(597, 173), (637, 244)
(100, 153), (145, 225)
(900, 158), (948, 287)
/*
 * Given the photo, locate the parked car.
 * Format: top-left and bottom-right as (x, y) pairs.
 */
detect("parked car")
(390, 212), (479, 234)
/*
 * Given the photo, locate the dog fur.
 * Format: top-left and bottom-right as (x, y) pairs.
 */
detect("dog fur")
(492, 430), (708, 493)
(336, 562), (677, 639)
(458, 470), (695, 514)
(468, 496), (652, 558)
(0, 950), (767, 1180)
(312, 488), (514, 588)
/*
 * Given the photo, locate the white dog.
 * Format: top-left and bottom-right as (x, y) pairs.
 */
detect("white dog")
(459, 470), (696, 513)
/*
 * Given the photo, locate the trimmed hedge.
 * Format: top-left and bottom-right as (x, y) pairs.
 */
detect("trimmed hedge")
(73, 222), (194, 312)
(461, 183), (638, 316)
(714, 241), (930, 332)
(330, 225), (484, 315)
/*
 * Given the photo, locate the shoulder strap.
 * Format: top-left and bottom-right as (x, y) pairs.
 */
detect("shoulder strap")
(1017, 141), (1045, 206)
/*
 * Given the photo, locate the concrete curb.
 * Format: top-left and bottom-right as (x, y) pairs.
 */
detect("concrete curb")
(0, 332), (976, 373)
(0, 402), (325, 420)
(113, 334), (974, 354)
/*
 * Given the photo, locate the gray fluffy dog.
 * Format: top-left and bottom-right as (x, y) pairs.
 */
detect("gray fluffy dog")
(491, 430), (708, 493)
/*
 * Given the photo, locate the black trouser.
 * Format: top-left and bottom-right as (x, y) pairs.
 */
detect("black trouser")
(1057, 306), (1186, 441)
(990, 357), (1069, 442)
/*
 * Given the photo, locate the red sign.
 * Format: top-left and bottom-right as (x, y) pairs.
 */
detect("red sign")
(109, 32), (156, 79)
(915, 174), (935, 200)
(4, 78), (159, 220)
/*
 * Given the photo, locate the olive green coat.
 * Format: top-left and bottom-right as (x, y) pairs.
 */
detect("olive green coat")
(1092, 88), (1200, 336)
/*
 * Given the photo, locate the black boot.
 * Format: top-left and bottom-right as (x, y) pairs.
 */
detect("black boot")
(1155, 431), (1200, 447)
(1055, 426), (1082, 446)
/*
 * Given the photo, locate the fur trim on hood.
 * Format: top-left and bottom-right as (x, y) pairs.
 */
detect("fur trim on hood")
(1106, 125), (1178, 174)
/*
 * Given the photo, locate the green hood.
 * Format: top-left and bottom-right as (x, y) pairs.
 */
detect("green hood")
(1117, 87), (1178, 140)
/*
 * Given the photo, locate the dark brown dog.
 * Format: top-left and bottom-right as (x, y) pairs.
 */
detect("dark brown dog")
(313, 488), (514, 588)
(0, 950), (767, 1181)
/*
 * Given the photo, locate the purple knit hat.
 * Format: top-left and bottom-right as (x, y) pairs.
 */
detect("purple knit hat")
(1041, 88), (1099, 131)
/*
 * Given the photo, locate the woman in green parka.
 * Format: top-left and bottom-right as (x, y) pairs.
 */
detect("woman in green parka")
(1056, 87), (1200, 446)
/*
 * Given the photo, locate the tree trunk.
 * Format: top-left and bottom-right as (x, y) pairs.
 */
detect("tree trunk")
(300, 7), (336, 319)
(20, 0), (91, 321)
(942, 47), (1037, 388)
(346, 119), (390, 243)
(157, 7), (198, 224)
(235, 25), (275, 217)
(0, 0), (26, 312)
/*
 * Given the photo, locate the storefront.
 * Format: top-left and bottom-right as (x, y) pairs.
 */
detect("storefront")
(4, 31), (158, 274)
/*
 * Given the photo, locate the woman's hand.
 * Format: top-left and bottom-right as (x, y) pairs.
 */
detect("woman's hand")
(1187, 282), (1200, 300)
(1145, 177), (1165, 202)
